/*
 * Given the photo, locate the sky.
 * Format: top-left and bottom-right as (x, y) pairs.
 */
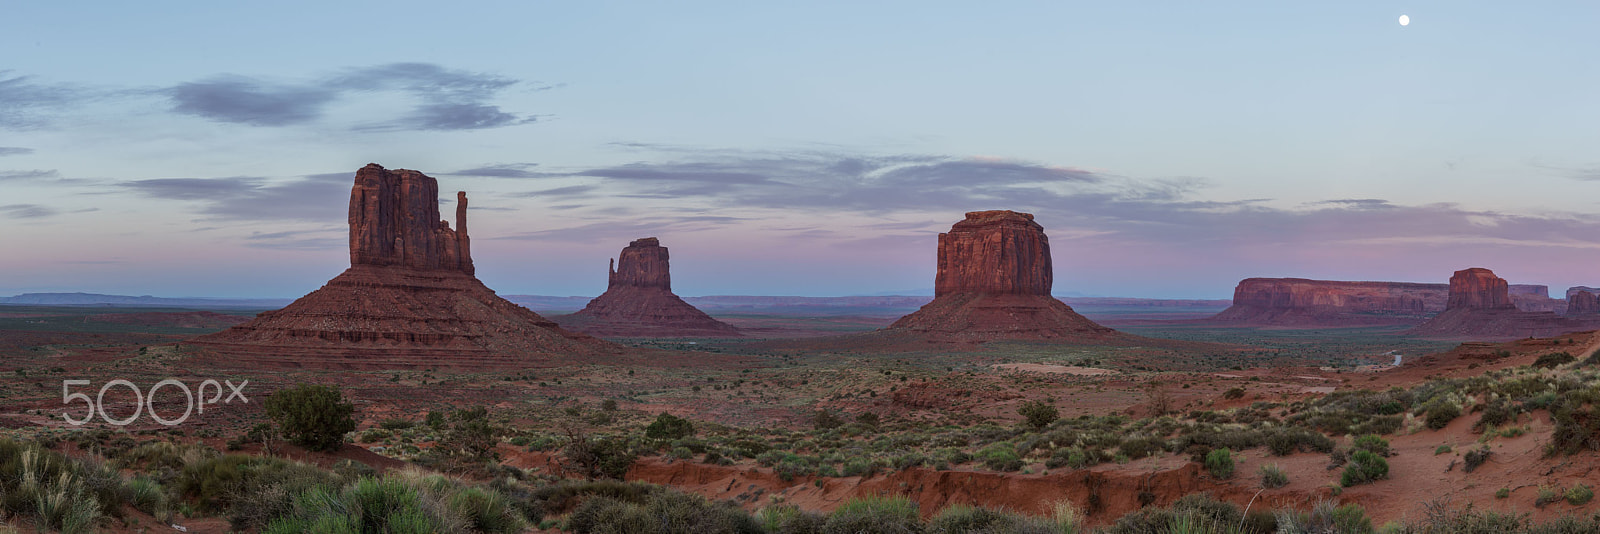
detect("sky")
(2, 1), (1599, 299)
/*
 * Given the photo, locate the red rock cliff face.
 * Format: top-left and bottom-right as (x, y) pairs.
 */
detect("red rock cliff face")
(1446, 268), (1515, 310)
(609, 237), (671, 290)
(349, 163), (474, 274)
(1568, 288), (1600, 315)
(1209, 279), (1445, 326)
(194, 164), (614, 369)
(889, 211), (1123, 343)
(934, 211), (1051, 297)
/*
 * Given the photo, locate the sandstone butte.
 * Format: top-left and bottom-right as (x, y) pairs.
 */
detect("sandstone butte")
(555, 237), (741, 337)
(191, 163), (616, 369)
(1209, 277), (1566, 327)
(1406, 267), (1600, 340)
(886, 210), (1124, 342)
(1567, 286), (1600, 315)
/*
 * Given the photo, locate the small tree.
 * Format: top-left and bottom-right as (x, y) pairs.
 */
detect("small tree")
(439, 406), (498, 460)
(1017, 400), (1059, 430)
(644, 413), (695, 440)
(264, 384), (357, 452)
(1146, 383), (1174, 416)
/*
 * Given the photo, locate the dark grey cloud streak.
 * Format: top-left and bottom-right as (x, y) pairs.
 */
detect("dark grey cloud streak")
(0, 204), (58, 218)
(167, 63), (540, 131)
(0, 147), (33, 156)
(120, 173), (350, 222)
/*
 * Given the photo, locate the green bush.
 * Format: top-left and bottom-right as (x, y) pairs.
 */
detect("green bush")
(1017, 400), (1059, 430)
(1259, 464), (1288, 489)
(822, 496), (920, 534)
(1424, 401), (1462, 430)
(927, 503), (1066, 533)
(1204, 449), (1234, 479)
(646, 413), (696, 440)
(1534, 352), (1576, 369)
(1106, 493), (1244, 534)
(264, 384), (358, 452)
(1340, 450), (1388, 487)
(976, 443), (1023, 472)
(1567, 483), (1594, 505)
(566, 489), (762, 534)
(1351, 435), (1389, 457)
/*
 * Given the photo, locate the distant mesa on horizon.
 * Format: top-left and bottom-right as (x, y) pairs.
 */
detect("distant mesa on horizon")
(554, 237), (742, 337)
(191, 163), (616, 369)
(1406, 267), (1600, 340)
(1208, 274), (1566, 328)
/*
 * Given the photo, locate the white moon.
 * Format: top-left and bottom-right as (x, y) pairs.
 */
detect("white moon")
(1399, 14), (1410, 26)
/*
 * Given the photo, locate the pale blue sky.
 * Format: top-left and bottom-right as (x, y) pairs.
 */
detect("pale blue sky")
(2, 2), (1598, 298)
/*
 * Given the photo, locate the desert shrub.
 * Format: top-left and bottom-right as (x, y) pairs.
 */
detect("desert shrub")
(757, 504), (826, 534)
(1274, 500), (1372, 534)
(379, 418), (415, 430)
(1266, 428), (1335, 456)
(1340, 450), (1388, 487)
(1351, 414), (1404, 436)
(1118, 436), (1166, 460)
(1475, 398), (1519, 432)
(1224, 387), (1246, 400)
(976, 443), (1023, 472)
(927, 503), (1066, 534)
(448, 486), (526, 533)
(855, 412), (881, 429)
(1534, 352), (1576, 369)
(1017, 400), (1059, 430)
(439, 406), (499, 460)
(425, 411), (447, 428)
(1545, 389), (1600, 456)
(646, 413), (696, 440)
(1424, 400), (1462, 430)
(123, 475), (171, 521)
(1046, 447), (1092, 470)
(565, 434), (638, 480)
(842, 457), (878, 478)
(1204, 449), (1234, 479)
(813, 410), (845, 430)
(264, 383), (357, 452)
(821, 496), (920, 534)
(0, 439), (120, 533)
(1351, 434), (1390, 457)
(1537, 485), (1564, 508)
(1566, 483), (1594, 505)
(1259, 464), (1289, 489)
(1463, 447), (1492, 473)
(1105, 493), (1242, 534)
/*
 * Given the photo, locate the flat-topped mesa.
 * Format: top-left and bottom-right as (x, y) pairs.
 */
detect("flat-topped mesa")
(934, 210), (1051, 297)
(349, 163), (474, 274)
(1569, 288), (1600, 315)
(1446, 268), (1515, 310)
(609, 237), (671, 291)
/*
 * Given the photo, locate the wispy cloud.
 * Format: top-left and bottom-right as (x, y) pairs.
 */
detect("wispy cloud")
(169, 77), (338, 126)
(120, 172), (350, 222)
(0, 147), (33, 156)
(0, 204), (58, 218)
(0, 72), (87, 129)
(0, 169), (60, 181)
(167, 63), (542, 131)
